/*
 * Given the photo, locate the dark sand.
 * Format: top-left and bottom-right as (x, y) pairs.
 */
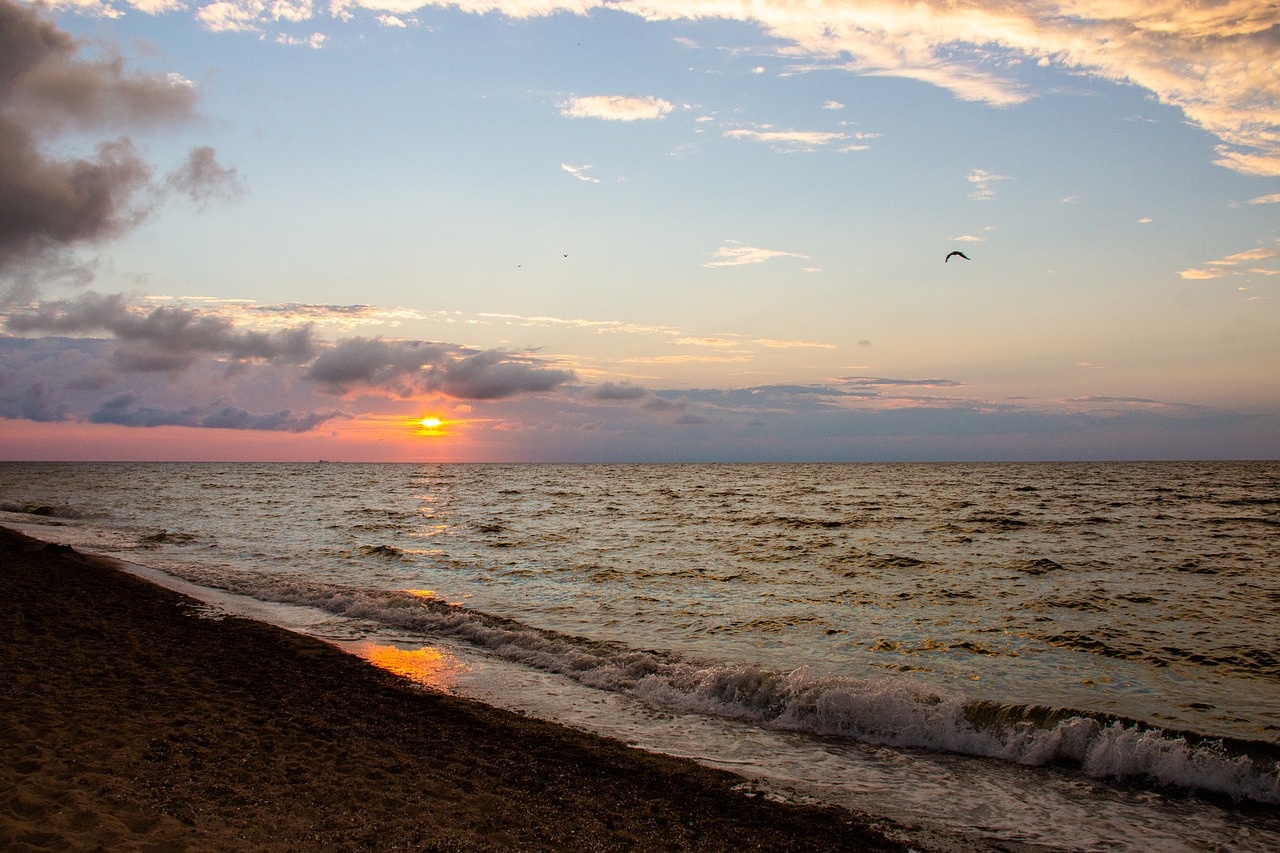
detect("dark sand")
(0, 525), (910, 851)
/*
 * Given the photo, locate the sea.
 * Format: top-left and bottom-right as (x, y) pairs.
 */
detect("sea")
(1, 461), (1277, 851)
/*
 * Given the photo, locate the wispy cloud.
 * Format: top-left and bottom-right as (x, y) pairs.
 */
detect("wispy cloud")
(968, 168), (1011, 201)
(561, 162), (600, 183)
(839, 376), (964, 389)
(1247, 193), (1280, 205)
(1180, 245), (1279, 279)
(622, 354), (753, 364)
(55, 0), (1280, 175)
(1208, 248), (1279, 265)
(674, 337), (740, 348)
(558, 94), (674, 121)
(476, 312), (675, 335)
(1179, 269), (1225, 280)
(275, 32), (327, 49)
(754, 339), (836, 349)
(724, 126), (849, 152)
(702, 241), (810, 268)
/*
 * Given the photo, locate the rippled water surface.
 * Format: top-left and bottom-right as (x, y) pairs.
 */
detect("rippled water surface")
(3, 461), (1278, 850)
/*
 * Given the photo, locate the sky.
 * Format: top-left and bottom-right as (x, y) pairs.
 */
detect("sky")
(0, 0), (1277, 462)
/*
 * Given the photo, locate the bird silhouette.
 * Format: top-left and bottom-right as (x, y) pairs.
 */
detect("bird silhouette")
(945, 251), (970, 262)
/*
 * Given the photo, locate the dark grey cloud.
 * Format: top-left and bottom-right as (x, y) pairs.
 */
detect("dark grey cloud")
(306, 336), (574, 400)
(430, 349), (573, 400)
(0, 334), (102, 421)
(656, 385), (878, 413)
(0, 0), (234, 291)
(1, 4), (196, 135)
(586, 381), (648, 401)
(0, 295), (576, 435)
(306, 337), (453, 391)
(6, 292), (317, 372)
(0, 378), (67, 422)
(164, 146), (245, 208)
(90, 391), (333, 432)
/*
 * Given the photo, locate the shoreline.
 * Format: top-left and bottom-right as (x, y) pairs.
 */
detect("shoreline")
(0, 525), (915, 852)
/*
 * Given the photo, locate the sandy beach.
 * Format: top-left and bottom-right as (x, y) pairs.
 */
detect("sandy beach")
(0, 525), (910, 852)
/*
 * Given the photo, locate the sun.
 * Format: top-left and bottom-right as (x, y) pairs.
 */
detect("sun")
(418, 417), (443, 429)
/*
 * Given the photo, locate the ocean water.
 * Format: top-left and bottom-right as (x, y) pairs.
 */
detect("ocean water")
(2, 461), (1277, 851)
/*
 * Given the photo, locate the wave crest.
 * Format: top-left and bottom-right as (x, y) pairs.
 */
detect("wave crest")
(164, 569), (1280, 805)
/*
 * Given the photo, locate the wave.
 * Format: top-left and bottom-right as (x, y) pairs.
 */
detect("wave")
(0, 501), (78, 518)
(169, 569), (1280, 805)
(1045, 630), (1280, 680)
(358, 544), (408, 560)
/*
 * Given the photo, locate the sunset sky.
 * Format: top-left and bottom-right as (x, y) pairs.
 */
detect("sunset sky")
(1, 0), (1277, 461)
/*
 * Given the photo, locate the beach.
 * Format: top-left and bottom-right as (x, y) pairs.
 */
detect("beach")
(0, 525), (909, 852)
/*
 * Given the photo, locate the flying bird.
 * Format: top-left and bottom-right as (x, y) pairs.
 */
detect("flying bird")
(945, 251), (970, 262)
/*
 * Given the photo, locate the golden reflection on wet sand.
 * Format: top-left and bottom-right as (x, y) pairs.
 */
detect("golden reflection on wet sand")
(344, 640), (468, 691)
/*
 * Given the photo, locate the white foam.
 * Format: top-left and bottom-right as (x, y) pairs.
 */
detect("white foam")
(174, 572), (1280, 806)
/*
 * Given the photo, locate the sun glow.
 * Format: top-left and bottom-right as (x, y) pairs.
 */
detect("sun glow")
(412, 415), (451, 437)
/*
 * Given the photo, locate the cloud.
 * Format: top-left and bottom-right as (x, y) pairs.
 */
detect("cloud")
(839, 376), (964, 388)
(42, 0), (1280, 175)
(753, 338), (836, 349)
(723, 126), (850, 152)
(0, 379), (68, 422)
(476, 311), (675, 335)
(196, 1), (268, 33)
(5, 292), (317, 372)
(622, 353), (753, 365)
(0, 0), (235, 295)
(276, 32), (327, 49)
(0, 295), (578, 434)
(0, 333), (333, 431)
(585, 381), (648, 401)
(967, 168), (1011, 200)
(1209, 248), (1278, 265)
(561, 162), (600, 183)
(822, 100), (844, 110)
(702, 240), (809, 268)
(90, 392), (333, 432)
(272, 0), (316, 24)
(1247, 193), (1280, 205)
(164, 146), (247, 207)
(674, 336), (739, 348)
(1180, 244), (1279, 279)
(304, 336), (574, 399)
(196, 0), (324, 33)
(558, 94), (674, 121)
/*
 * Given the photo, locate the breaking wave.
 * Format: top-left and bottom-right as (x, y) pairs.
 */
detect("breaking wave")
(171, 569), (1280, 806)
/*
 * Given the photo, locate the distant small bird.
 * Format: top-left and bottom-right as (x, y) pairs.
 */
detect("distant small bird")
(945, 251), (970, 262)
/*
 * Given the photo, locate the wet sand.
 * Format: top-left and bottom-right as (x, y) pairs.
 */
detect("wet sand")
(0, 525), (909, 852)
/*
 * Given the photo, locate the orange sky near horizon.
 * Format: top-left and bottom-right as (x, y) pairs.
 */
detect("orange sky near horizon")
(0, 419), (478, 463)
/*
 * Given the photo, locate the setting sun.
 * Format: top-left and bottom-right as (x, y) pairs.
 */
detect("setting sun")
(418, 417), (443, 429)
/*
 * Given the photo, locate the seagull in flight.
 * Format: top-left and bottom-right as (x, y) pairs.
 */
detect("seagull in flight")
(945, 251), (970, 262)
